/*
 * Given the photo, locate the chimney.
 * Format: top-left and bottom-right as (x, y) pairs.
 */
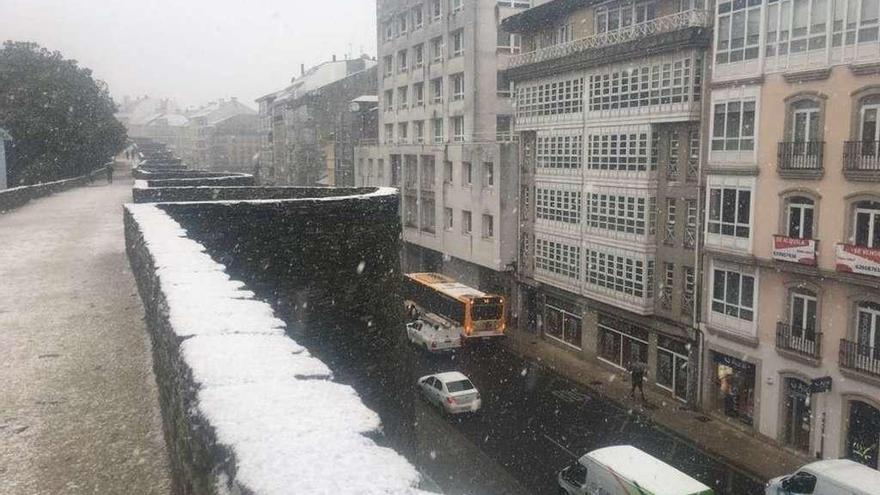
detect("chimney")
(301, 64), (305, 76)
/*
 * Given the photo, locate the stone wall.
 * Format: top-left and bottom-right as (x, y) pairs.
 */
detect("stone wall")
(0, 166), (108, 214)
(133, 185), (366, 204)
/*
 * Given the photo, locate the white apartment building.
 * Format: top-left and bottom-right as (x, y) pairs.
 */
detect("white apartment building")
(355, 0), (532, 295)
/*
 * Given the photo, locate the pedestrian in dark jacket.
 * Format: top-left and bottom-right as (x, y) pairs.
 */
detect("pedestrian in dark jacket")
(106, 163), (114, 184)
(629, 361), (646, 401)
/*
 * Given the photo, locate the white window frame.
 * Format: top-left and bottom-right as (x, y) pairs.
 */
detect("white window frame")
(536, 187), (582, 224)
(709, 260), (758, 337)
(451, 73), (465, 101)
(705, 175), (755, 253)
(462, 210), (472, 235)
(452, 116), (464, 142)
(535, 237), (581, 281)
(451, 29), (464, 57)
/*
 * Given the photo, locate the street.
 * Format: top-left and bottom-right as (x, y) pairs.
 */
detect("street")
(289, 319), (766, 495)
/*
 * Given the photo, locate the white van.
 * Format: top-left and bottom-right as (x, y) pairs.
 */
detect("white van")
(557, 445), (714, 495)
(765, 459), (880, 495)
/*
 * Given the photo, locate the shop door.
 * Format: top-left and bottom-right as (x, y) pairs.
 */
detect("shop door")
(847, 400), (880, 469)
(783, 378), (812, 454)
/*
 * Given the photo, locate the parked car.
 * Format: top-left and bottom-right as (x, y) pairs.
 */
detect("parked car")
(417, 371), (481, 415)
(406, 314), (462, 353)
(557, 445), (713, 495)
(765, 459), (880, 495)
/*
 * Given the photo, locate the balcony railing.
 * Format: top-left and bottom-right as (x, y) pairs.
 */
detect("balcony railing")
(681, 292), (694, 316)
(659, 286), (673, 309)
(840, 339), (880, 377)
(684, 226), (696, 249)
(778, 141), (824, 176)
(508, 10), (713, 69)
(844, 141), (880, 179)
(776, 322), (821, 359)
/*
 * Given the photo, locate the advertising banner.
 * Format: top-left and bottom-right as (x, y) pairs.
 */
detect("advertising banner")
(836, 243), (880, 278)
(772, 236), (817, 265)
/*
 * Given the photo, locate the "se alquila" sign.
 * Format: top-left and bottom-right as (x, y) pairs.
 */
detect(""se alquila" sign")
(772, 236), (817, 266)
(836, 243), (880, 277)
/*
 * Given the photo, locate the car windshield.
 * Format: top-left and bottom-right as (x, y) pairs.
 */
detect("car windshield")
(4, 1), (876, 494)
(445, 379), (474, 393)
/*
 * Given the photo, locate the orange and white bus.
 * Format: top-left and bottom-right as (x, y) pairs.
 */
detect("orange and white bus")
(403, 272), (506, 339)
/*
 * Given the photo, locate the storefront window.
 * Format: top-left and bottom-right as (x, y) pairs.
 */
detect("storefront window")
(544, 302), (582, 348)
(657, 335), (689, 401)
(847, 400), (880, 469)
(783, 378), (812, 453)
(598, 314), (648, 369)
(713, 353), (756, 426)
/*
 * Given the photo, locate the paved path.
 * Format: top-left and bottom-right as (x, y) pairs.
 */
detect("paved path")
(0, 168), (170, 494)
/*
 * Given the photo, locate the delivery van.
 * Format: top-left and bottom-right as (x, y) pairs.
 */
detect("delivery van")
(557, 445), (714, 495)
(765, 459), (880, 495)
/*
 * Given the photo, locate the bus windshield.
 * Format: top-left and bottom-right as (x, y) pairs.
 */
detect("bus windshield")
(472, 303), (502, 321)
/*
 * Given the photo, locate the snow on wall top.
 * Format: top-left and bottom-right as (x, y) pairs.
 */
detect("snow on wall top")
(126, 203), (428, 495)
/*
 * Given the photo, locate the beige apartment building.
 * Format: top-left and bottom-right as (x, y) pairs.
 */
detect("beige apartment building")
(503, 0), (711, 403)
(355, 0), (530, 294)
(702, 0), (880, 468)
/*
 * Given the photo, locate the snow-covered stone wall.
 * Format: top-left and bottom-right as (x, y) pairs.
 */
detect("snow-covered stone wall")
(124, 198), (427, 495)
(132, 185), (369, 204)
(0, 166), (108, 213)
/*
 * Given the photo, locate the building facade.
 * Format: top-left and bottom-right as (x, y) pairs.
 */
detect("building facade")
(701, 0), (880, 468)
(503, 0), (712, 404)
(181, 98), (259, 171)
(355, 0), (529, 297)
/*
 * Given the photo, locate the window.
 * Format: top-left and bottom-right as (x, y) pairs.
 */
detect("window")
(383, 55), (393, 77)
(787, 197), (815, 239)
(482, 214), (494, 238)
(791, 100), (821, 142)
(462, 210), (472, 234)
(587, 132), (653, 172)
(854, 201), (880, 247)
(421, 198), (435, 233)
(766, 0), (832, 57)
(708, 187), (751, 238)
(783, 472), (818, 494)
(414, 120), (424, 143)
(432, 118), (444, 143)
(712, 100), (756, 151)
(790, 291), (818, 337)
(397, 49), (408, 73)
(586, 250), (653, 298)
(660, 262), (675, 308)
(483, 162), (494, 187)
(586, 193), (651, 235)
(856, 301), (880, 358)
(716, 0), (762, 64)
(404, 196), (418, 228)
(389, 157), (398, 186)
(414, 82), (424, 106)
(413, 5), (424, 29)
(536, 134), (583, 169)
(685, 199), (698, 248)
(831, 0), (880, 48)
(545, 304), (583, 348)
(444, 160), (452, 183)
(682, 266), (696, 315)
(451, 116), (464, 142)
(444, 207), (453, 230)
(451, 73), (464, 100)
(497, 115), (514, 142)
(497, 71), (514, 97)
(588, 56), (703, 111)
(858, 97), (880, 142)
(430, 0), (442, 21)
(451, 29), (464, 57)
(384, 123), (394, 144)
(398, 86), (408, 109)
(516, 78), (584, 118)
(712, 267), (755, 321)
(497, 31), (522, 53)
(665, 198), (677, 244)
(414, 43), (424, 67)
(536, 238), (581, 280)
(598, 314), (649, 369)
(384, 21), (394, 41)
(450, 0), (462, 13)
(397, 13), (408, 36)
(537, 188), (582, 224)
(430, 36), (443, 62)
(384, 89), (394, 111)
(596, 1), (657, 34)
(398, 122), (408, 143)
(431, 77), (443, 103)
(462, 161), (472, 186)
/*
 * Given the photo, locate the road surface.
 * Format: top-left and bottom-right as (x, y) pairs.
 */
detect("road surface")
(0, 169), (170, 494)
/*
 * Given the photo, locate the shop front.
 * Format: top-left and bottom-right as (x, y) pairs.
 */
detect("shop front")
(711, 352), (756, 426)
(597, 313), (648, 370)
(657, 335), (689, 401)
(782, 377), (812, 454)
(846, 399), (880, 470)
(544, 298), (583, 349)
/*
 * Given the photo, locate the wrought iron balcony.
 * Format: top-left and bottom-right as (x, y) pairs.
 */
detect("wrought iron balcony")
(843, 141), (880, 181)
(777, 141), (824, 178)
(839, 338), (880, 378)
(776, 322), (822, 360)
(508, 10), (713, 70)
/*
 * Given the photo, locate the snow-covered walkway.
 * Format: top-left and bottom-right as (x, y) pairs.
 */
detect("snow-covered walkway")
(0, 168), (170, 494)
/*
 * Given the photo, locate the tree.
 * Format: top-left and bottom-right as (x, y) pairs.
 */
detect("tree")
(0, 41), (127, 186)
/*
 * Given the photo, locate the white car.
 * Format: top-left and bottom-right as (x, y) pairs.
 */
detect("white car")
(406, 316), (462, 353)
(417, 372), (482, 414)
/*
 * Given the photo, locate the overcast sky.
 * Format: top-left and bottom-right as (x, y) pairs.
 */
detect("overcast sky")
(0, 0), (377, 109)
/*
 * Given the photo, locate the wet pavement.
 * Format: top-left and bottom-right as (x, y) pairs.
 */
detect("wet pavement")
(289, 321), (765, 495)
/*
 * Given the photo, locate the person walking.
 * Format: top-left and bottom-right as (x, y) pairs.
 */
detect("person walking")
(106, 163), (114, 184)
(629, 361), (647, 402)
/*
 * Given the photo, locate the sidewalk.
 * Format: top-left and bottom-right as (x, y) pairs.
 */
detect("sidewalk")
(504, 329), (812, 483)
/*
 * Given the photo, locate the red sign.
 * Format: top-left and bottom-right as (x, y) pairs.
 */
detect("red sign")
(772, 236), (817, 266)
(836, 243), (880, 277)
